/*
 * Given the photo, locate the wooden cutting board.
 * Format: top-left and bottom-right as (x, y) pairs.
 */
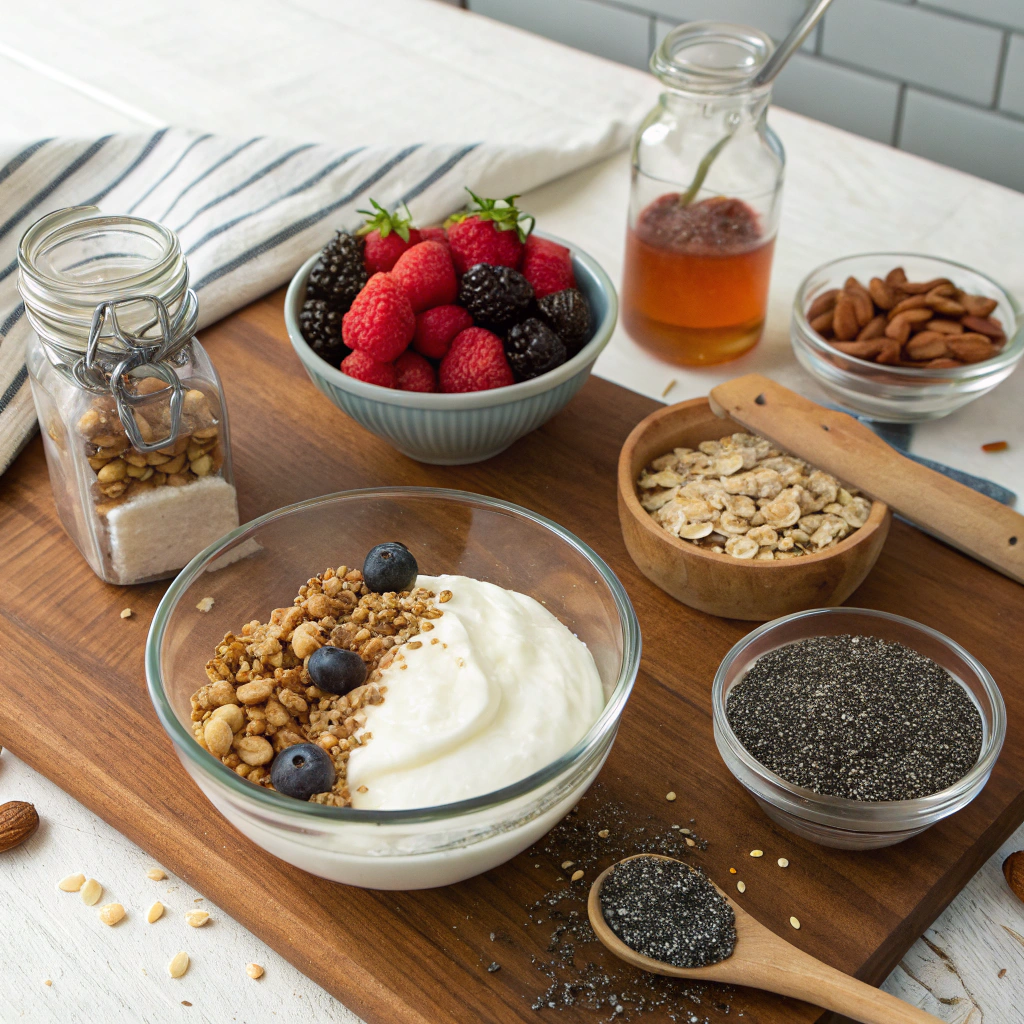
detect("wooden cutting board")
(2, 288), (1022, 1024)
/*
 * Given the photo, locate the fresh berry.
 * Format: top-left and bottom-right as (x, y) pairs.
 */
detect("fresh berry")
(538, 288), (592, 355)
(458, 264), (533, 328)
(440, 327), (515, 393)
(419, 225), (448, 247)
(505, 318), (567, 380)
(307, 645), (367, 696)
(391, 241), (458, 313)
(342, 272), (415, 361)
(413, 304), (473, 360)
(521, 235), (575, 299)
(357, 199), (421, 274)
(445, 190), (534, 274)
(395, 350), (437, 392)
(270, 743), (336, 801)
(363, 542), (418, 593)
(298, 299), (351, 365)
(340, 349), (398, 388)
(306, 231), (367, 309)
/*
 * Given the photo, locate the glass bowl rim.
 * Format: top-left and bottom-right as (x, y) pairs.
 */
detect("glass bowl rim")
(712, 606), (1006, 814)
(792, 251), (1024, 381)
(146, 486), (642, 826)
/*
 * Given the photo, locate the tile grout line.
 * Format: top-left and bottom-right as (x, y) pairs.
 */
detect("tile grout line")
(994, 29), (1012, 110)
(0, 40), (165, 129)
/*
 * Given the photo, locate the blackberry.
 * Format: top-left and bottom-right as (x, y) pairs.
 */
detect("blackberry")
(306, 231), (367, 309)
(504, 319), (567, 381)
(458, 263), (533, 328)
(538, 288), (591, 355)
(298, 299), (351, 366)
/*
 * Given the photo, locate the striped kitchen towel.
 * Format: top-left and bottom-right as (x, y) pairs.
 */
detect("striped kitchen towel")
(0, 128), (629, 475)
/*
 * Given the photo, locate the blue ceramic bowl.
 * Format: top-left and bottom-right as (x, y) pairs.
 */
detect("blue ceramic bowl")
(284, 233), (617, 464)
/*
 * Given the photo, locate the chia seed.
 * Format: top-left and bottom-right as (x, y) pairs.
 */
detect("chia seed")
(726, 634), (983, 801)
(599, 858), (736, 969)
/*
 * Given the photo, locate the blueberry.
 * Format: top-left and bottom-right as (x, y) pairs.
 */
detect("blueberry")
(363, 542), (418, 593)
(270, 743), (336, 801)
(308, 645), (367, 696)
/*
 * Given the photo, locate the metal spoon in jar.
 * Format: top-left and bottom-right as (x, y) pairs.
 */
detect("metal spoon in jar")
(588, 854), (942, 1024)
(679, 0), (835, 205)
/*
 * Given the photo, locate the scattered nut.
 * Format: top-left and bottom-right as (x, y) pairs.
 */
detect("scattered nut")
(196, 596), (215, 613)
(120, 607), (132, 619)
(561, 861), (574, 870)
(777, 858), (789, 868)
(571, 870), (584, 882)
(185, 910), (210, 927)
(147, 901), (165, 923)
(790, 916), (801, 930)
(80, 878), (103, 906)
(665, 792), (677, 802)
(685, 838), (696, 847)
(98, 903), (126, 926)
(598, 829), (610, 838)
(146, 868), (167, 881)
(1002, 851), (1024, 902)
(58, 873), (86, 892)
(246, 963), (264, 980)
(750, 850), (764, 858)
(168, 952), (190, 978)
(0, 800), (40, 852)
(736, 881), (746, 893)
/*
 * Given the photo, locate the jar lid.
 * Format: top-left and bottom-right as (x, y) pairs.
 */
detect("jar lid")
(651, 21), (774, 94)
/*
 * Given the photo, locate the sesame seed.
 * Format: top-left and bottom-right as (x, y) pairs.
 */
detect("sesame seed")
(598, 829), (610, 838)
(571, 870), (584, 882)
(750, 850), (763, 858)
(736, 881), (746, 893)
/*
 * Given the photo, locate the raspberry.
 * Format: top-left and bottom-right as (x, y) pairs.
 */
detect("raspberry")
(340, 349), (397, 388)
(440, 327), (515, 393)
(395, 350), (437, 393)
(445, 191), (533, 275)
(521, 235), (575, 299)
(342, 273), (415, 362)
(357, 199), (421, 274)
(391, 241), (458, 313)
(413, 304), (473, 360)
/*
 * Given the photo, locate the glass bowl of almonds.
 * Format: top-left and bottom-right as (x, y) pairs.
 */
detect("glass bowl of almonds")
(791, 253), (1023, 422)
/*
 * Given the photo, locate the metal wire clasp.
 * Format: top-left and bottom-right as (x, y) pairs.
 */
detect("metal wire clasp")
(83, 294), (185, 452)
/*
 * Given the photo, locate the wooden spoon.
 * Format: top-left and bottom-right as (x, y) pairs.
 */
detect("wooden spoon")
(588, 854), (942, 1024)
(708, 374), (1024, 585)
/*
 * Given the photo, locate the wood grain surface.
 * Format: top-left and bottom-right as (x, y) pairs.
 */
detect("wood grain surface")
(1, 289), (1023, 1024)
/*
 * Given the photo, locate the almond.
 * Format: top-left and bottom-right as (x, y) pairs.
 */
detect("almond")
(806, 288), (839, 320)
(885, 266), (907, 287)
(949, 334), (995, 364)
(845, 281), (874, 326)
(832, 340), (885, 359)
(856, 314), (887, 341)
(925, 319), (963, 335)
(899, 276), (952, 295)
(887, 294), (930, 320)
(810, 309), (834, 336)
(875, 339), (903, 365)
(1003, 851), (1024, 902)
(926, 297), (966, 317)
(868, 277), (898, 310)
(959, 293), (998, 318)
(0, 801), (39, 852)
(832, 292), (859, 340)
(961, 315), (1005, 340)
(924, 357), (963, 368)
(905, 332), (949, 361)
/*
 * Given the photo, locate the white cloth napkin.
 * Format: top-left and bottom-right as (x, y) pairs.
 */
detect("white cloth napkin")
(0, 127), (635, 474)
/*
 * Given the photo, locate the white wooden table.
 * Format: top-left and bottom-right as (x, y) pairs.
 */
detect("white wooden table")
(2, 1), (1023, 1021)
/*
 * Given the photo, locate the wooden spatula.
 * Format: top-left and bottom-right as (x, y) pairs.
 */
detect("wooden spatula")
(589, 854), (943, 1024)
(708, 374), (1024, 586)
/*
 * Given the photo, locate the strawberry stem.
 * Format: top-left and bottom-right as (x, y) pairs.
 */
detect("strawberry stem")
(356, 198), (415, 241)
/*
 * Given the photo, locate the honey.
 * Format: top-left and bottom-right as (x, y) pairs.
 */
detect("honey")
(621, 194), (775, 366)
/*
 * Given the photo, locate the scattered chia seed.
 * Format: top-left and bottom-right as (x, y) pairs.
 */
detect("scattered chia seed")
(599, 858), (736, 969)
(726, 634), (983, 801)
(487, 962), (501, 973)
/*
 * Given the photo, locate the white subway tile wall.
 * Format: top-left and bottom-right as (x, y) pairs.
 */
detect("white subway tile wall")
(465, 0), (1024, 192)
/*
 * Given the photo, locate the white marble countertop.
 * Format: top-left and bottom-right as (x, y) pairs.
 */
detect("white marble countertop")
(2, 1), (1023, 1022)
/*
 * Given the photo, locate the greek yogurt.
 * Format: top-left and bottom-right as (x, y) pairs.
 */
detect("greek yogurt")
(347, 574), (605, 810)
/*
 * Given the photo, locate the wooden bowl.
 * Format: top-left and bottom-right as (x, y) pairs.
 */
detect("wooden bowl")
(617, 398), (891, 621)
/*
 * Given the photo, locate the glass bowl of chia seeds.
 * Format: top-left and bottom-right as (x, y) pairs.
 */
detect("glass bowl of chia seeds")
(712, 607), (1005, 849)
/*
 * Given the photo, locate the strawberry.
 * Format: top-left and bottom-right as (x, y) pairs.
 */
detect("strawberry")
(419, 225), (449, 248)
(413, 304), (473, 360)
(357, 199), (421, 274)
(395, 350), (437, 393)
(445, 190), (534, 275)
(521, 235), (575, 299)
(439, 327), (515, 393)
(390, 240), (458, 313)
(342, 272), (415, 362)
(341, 349), (397, 388)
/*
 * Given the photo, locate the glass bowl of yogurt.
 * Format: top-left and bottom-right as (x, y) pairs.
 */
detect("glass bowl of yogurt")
(147, 488), (640, 889)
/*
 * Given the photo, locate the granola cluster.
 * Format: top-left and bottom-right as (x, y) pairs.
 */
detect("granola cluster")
(190, 565), (441, 806)
(637, 432), (872, 559)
